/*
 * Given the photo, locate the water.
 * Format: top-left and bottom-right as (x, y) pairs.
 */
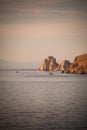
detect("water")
(0, 70), (87, 130)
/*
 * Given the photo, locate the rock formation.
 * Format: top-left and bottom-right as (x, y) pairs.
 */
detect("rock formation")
(38, 54), (87, 74)
(64, 54), (87, 74)
(39, 56), (58, 71)
(57, 60), (71, 71)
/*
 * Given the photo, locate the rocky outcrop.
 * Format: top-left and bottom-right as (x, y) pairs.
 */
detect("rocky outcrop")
(38, 54), (87, 74)
(64, 54), (87, 74)
(39, 56), (58, 71)
(57, 60), (71, 71)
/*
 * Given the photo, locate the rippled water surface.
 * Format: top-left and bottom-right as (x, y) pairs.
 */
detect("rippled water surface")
(0, 70), (87, 130)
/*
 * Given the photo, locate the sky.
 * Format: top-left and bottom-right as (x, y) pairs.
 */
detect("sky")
(0, 0), (87, 64)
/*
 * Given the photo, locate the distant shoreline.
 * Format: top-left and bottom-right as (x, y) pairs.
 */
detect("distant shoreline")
(0, 68), (37, 71)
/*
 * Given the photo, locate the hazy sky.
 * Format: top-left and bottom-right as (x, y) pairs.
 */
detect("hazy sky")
(0, 0), (87, 63)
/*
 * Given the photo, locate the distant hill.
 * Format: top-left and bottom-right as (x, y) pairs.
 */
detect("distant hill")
(0, 59), (40, 69)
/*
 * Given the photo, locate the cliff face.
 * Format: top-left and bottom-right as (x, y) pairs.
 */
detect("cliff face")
(65, 54), (87, 74)
(39, 56), (58, 71)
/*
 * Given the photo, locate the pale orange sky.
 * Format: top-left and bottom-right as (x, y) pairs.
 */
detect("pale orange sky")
(0, 0), (87, 63)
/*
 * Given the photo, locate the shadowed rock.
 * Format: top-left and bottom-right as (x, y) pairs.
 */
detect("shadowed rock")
(57, 60), (71, 71)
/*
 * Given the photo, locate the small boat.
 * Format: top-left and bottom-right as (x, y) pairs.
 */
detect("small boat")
(16, 70), (19, 73)
(49, 72), (53, 75)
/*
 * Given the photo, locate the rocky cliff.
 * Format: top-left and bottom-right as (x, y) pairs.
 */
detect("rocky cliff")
(38, 54), (87, 74)
(38, 56), (58, 71)
(64, 54), (87, 74)
(57, 60), (71, 71)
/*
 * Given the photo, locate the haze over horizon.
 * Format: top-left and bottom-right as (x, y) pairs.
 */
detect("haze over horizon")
(0, 0), (87, 64)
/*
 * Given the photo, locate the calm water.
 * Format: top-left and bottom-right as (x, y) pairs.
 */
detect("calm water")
(0, 70), (87, 130)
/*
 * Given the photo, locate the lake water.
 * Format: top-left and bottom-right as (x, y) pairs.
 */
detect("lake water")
(0, 70), (87, 130)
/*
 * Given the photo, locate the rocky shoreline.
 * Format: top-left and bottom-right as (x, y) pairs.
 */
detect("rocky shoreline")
(38, 54), (87, 74)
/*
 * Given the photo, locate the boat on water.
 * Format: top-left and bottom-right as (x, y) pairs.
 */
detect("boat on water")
(16, 70), (19, 73)
(49, 72), (53, 75)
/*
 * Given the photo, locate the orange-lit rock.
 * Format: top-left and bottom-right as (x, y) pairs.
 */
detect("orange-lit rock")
(58, 60), (71, 71)
(38, 56), (58, 71)
(65, 54), (87, 74)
